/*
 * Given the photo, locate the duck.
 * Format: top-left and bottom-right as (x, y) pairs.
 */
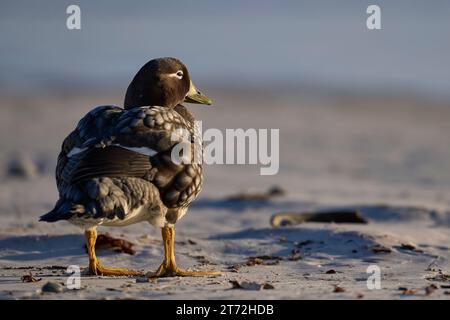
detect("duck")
(40, 57), (220, 278)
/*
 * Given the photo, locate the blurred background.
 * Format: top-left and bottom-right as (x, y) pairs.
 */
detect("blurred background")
(2, 1), (450, 299)
(1, 0), (450, 96)
(1, 0), (450, 219)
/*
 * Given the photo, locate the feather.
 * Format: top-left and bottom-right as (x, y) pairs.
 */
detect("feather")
(70, 146), (152, 184)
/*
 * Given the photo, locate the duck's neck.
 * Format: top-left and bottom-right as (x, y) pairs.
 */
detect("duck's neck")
(124, 95), (178, 110)
(124, 82), (180, 109)
(174, 105), (195, 124)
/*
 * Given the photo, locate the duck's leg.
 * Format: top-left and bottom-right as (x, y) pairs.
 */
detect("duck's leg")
(85, 228), (141, 277)
(146, 225), (220, 278)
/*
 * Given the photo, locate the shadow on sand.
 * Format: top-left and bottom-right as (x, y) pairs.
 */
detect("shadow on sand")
(0, 234), (84, 261)
(191, 198), (312, 211)
(194, 197), (444, 225)
(209, 226), (382, 261)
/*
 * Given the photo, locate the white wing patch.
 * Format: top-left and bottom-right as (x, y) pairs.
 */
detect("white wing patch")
(116, 145), (158, 157)
(67, 147), (88, 157)
(67, 145), (157, 158)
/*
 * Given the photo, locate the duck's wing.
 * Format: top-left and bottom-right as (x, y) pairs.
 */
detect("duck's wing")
(108, 106), (203, 209)
(57, 106), (202, 210)
(56, 105), (123, 192)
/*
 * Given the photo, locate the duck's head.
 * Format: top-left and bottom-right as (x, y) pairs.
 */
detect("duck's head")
(124, 57), (212, 109)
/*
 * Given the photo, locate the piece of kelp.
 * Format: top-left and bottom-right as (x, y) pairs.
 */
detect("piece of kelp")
(83, 233), (136, 255)
(270, 210), (367, 227)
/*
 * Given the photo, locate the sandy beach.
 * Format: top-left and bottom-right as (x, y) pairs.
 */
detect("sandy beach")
(1, 89), (449, 299)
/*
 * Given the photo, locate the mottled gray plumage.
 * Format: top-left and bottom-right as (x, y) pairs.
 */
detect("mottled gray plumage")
(41, 58), (206, 228)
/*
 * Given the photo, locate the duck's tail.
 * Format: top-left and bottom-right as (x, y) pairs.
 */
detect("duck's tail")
(40, 200), (84, 222)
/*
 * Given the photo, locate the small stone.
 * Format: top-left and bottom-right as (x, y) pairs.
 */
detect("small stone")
(41, 281), (63, 293)
(7, 153), (38, 178)
(229, 280), (275, 291)
(268, 185), (285, 196)
(333, 285), (345, 293)
(262, 283), (275, 290)
(288, 249), (301, 261)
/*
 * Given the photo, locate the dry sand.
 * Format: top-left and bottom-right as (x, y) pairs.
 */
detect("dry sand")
(0, 89), (450, 299)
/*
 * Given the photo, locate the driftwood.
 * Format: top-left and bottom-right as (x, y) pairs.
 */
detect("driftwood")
(270, 210), (367, 227)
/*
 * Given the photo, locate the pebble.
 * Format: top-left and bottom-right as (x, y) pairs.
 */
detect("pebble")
(230, 280), (274, 291)
(7, 153), (38, 178)
(41, 281), (63, 293)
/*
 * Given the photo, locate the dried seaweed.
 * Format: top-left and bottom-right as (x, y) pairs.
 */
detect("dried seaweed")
(84, 233), (136, 255)
(426, 271), (450, 282)
(226, 185), (285, 201)
(271, 210), (367, 227)
(246, 255), (283, 266)
(21, 272), (41, 283)
(371, 245), (392, 254)
(333, 285), (345, 293)
(396, 243), (424, 253)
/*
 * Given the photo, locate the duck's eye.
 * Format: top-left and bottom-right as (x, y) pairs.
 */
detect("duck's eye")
(176, 71), (183, 79)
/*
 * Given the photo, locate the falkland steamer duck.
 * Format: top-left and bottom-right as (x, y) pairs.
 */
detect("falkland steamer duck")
(41, 57), (219, 277)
